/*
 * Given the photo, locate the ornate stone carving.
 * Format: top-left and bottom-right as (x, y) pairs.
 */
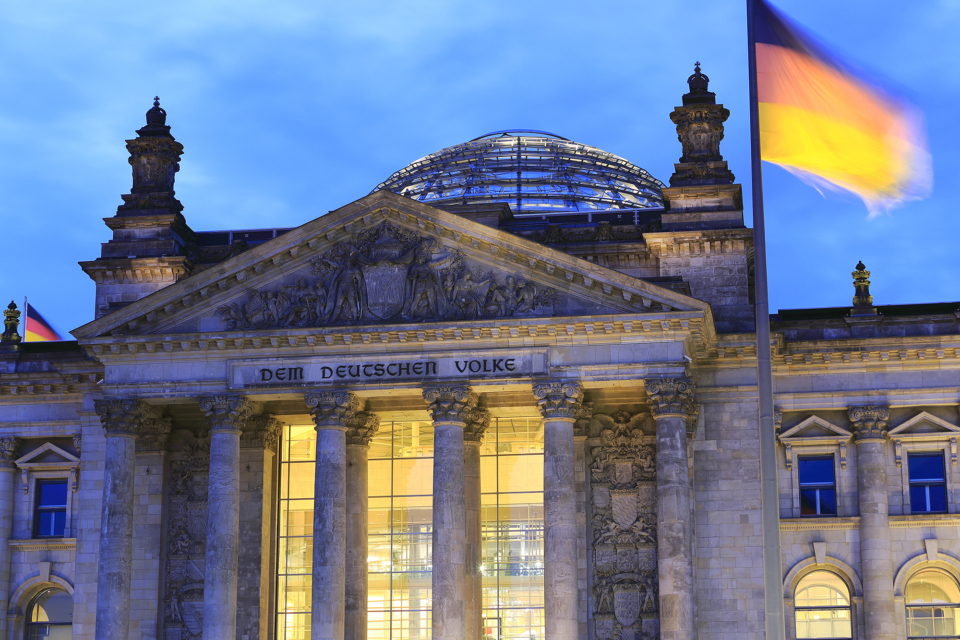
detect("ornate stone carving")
(305, 391), (360, 430)
(198, 395), (254, 434)
(0, 437), (20, 468)
(533, 381), (583, 420)
(73, 433), (82, 454)
(573, 402), (594, 437)
(119, 98), (184, 216)
(240, 415), (282, 452)
(849, 406), (890, 441)
(1, 301), (21, 344)
(423, 386), (477, 424)
(215, 222), (555, 330)
(345, 411), (380, 447)
(645, 377), (699, 422)
(94, 398), (152, 437)
(774, 407), (783, 435)
(463, 407), (491, 443)
(590, 411), (659, 638)
(137, 417), (173, 452)
(669, 63), (735, 188)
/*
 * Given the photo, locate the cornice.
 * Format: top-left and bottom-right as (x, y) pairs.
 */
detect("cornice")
(0, 371), (104, 398)
(780, 517), (859, 532)
(9, 538), (77, 551)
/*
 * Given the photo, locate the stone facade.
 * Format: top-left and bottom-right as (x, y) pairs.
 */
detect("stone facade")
(0, 68), (958, 640)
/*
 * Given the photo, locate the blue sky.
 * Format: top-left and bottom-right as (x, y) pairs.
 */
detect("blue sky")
(1, 0), (957, 336)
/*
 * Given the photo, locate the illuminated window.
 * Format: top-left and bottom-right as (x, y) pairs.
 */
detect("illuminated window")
(798, 457), (836, 517)
(34, 480), (68, 538)
(26, 588), (73, 640)
(794, 571), (852, 639)
(909, 453), (947, 514)
(906, 569), (960, 639)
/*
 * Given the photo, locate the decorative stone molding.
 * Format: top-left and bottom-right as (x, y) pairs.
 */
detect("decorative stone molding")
(887, 411), (960, 467)
(533, 381), (583, 421)
(848, 405), (890, 441)
(645, 377), (699, 421)
(423, 385), (477, 424)
(240, 415), (283, 452)
(463, 407), (491, 444)
(573, 402), (595, 437)
(774, 407), (783, 434)
(94, 398), (153, 437)
(72, 433), (82, 455)
(0, 436), (20, 469)
(137, 417), (173, 452)
(345, 411), (380, 447)
(15, 443), (81, 492)
(305, 391), (360, 430)
(199, 395), (254, 434)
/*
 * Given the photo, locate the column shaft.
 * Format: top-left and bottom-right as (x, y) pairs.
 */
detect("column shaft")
(544, 418), (578, 640)
(95, 433), (137, 640)
(204, 429), (242, 640)
(857, 439), (895, 639)
(313, 429), (347, 640)
(654, 414), (695, 640)
(0, 439), (19, 640)
(345, 444), (369, 640)
(433, 422), (466, 640)
(464, 441), (482, 640)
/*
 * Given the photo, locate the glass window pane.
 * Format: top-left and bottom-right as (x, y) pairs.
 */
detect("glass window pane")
(818, 490), (837, 516)
(796, 571), (850, 606)
(906, 569), (960, 603)
(30, 589), (73, 623)
(800, 490), (819, 516)
(911, 486), (932, 513)
(795, 607), (852, 639)
(929, 485), (948, 513)
(798, 458), (834, 486)
(909, 453), (946, 482)
(38, 482), (68, 507)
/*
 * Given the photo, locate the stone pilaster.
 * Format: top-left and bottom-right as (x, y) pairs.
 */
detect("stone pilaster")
(850, 405), (895, 640)
(423, 385), (477, 640)
(305, 391), (360, 640)
(93, 398), (152, 640)
(463, 406), (490, 640)
(573, 403), (593, 638)
(238, 415), (282, 640)
(199, 395), (254, 640)
(345, 411), (378, 640)
(534, 381), (583, 640)
(646, 377), (699, 640)
(0, 437), (20, 640)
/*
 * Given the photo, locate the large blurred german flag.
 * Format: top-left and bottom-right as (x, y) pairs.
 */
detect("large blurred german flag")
(753, 0), (931, 213)
(24, 303), (64, 342)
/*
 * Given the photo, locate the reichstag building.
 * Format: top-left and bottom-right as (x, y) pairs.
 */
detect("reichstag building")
(1, 67), (958, 640)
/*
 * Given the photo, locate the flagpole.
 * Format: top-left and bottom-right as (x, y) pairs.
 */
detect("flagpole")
(23, 297), (27, 343)
(746, 1), (786, 638)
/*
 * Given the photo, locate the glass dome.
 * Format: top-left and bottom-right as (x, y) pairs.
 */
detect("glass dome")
(372, 130), (665, 217)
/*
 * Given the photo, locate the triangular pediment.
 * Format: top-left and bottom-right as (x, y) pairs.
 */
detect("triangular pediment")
(15, 443), (80, 467)
(780, 416), (852, 442)
(889, 412), (960, 437)
(73, 191), (712, 339)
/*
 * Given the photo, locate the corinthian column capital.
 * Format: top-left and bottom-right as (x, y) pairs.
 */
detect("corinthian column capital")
(199, 395), (254, 434)
(305, 390), (360, 431)
(241, 414), (283, 452)
(0, 437), (20, 468)
(645, 377), (699, 419)
(346, 411), (380, 446)
(95, 398), (154, 438)
(423, 385), (477, 424)
(464, 407), (491, 444)
(136, 417), (172, 453)
(533, 381), (583, 421)
(849, 405), (890, 441)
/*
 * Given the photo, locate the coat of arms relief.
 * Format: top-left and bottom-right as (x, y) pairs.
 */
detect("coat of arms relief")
(215, 222), (556, 330)
(590, 412), (660, 640)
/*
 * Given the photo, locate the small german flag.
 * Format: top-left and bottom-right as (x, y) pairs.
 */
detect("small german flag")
(24, 303), (64, 342)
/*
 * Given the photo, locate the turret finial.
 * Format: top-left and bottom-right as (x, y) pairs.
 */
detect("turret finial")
(851, 260), (878, 316)
(1, 301), (21, 345)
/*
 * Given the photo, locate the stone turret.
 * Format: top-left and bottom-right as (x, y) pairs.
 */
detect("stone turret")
(0, 302), (21, 347)
(79, 98), (196, 319)
(851, 260), (878, 317)
(660, 64), (744, 231)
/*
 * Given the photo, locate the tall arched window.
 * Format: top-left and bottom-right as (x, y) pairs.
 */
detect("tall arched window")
(26, 588), (73, 640)
(794, 570), (852, 639)
(906, 568), (960, 639)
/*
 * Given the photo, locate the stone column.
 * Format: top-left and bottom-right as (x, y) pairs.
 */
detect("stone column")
(344, 411), (379, 640)
(646, 377), (699, 640)
(850, 406), (896, 640)
(199, 395), (254, 640)
(0, 437), (20, 640)
(464, 406), (490, 640)
(573, 404), (594, 638)
(534, 381), (583, 640)
(423, 385), (477, 640)
(93, 398), (152, 640)
(305, 391), (360, 640)
(238, 415), (283, 640)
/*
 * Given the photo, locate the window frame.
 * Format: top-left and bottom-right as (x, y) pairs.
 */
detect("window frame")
(888, 412), (960, 516)
(777, 415), (853, 519)
(798, 455), (838, 517)
(793, 569), (854, 640)
(907, 452), (949, 515)
(25, 587), (73, 640)
(904, 567), (960, 639)
(33, 479), (69, 538)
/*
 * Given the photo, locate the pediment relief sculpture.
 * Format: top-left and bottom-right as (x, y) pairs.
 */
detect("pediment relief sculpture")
(215, 222), (556, 330)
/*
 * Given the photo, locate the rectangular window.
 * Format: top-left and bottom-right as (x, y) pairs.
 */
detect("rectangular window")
(798, 456), (837, 517)
(34, 480), (67, 538)
(909, 452), (947, 514)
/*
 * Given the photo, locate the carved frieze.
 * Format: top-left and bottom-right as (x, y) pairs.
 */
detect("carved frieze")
(216, 222), (555, 330)
(590, 411), (659, 639)
(849, 405), (890, 441)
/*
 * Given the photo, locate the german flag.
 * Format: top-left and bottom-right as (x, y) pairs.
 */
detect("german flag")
(24, 303), (64, 342)
(753, 0), (931, 214)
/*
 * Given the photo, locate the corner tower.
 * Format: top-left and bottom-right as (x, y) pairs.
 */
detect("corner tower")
(80, 98), (196, 318)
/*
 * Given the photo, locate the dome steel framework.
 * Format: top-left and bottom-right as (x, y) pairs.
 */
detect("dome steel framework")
(372, 130), (665, 217)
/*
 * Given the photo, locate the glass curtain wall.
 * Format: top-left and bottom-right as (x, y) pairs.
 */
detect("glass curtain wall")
(277, 418), (545, 640)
